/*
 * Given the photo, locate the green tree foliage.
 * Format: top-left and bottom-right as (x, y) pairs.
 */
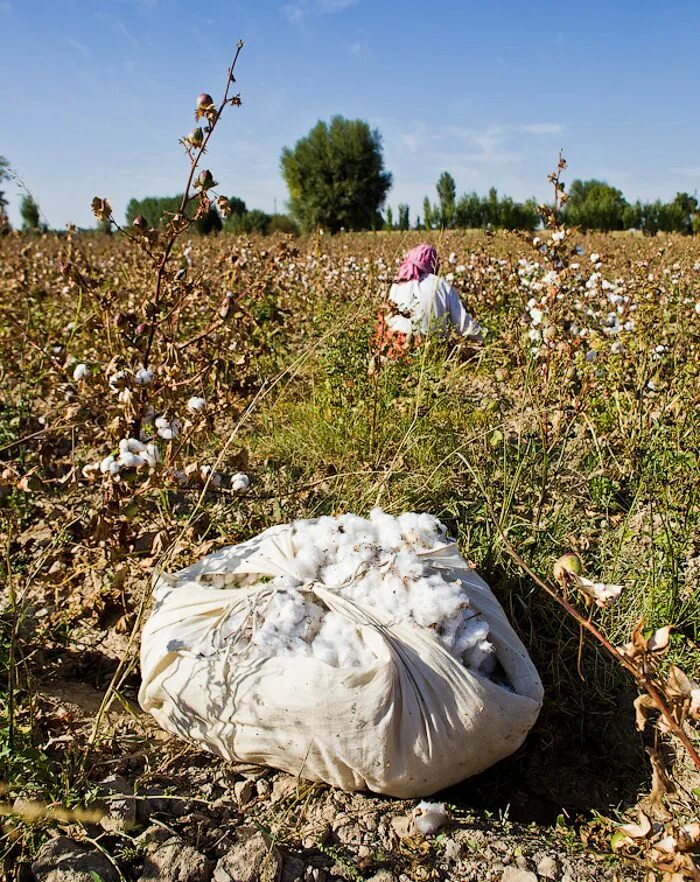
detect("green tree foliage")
(0, 156), (10, 232)
(226, 196), (247, 218)
(236, 209), (270, 234)
(125, 194), (226, 236)
(280, 116), (392, 233)
(267, 213), (300, 236)
(436, 171), (456, 228)
(455, 192), (483, 228)
(566, 182), (698, 234)
(423, 196), (435, 230)
(452, 188), (538, 230)
(397, 203), (410, 231)
(563, 179), (627, 231)
(20, 194), (40, 232)
(125, 195), (184, 228)
(384, 205), (394, 231)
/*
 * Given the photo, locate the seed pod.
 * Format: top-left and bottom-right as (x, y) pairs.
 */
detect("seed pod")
(196, 169), (216, 190)
(197, 93), (214, 109)
(133, 215), (149, 233)
(187, 127), (204, 147)
(553, 553), (583, 582)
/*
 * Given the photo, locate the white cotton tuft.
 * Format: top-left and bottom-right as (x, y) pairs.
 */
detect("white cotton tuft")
(156, 416), (181, 440)
(411, 801), (450, 835)
(188, 510), (498, 678)
(118, 450), (147, 470)
(231, 472), (250, 492)
(134, 367), (154, 386)
(201, 465), (222, 487)
(99, 455), (121, 477)
(187, 396), (207, 414)
(143, 443), (159, 468)
(72, 363), (89, 381)
(108, 370), (127, 392)
(119, 437), (146, 454)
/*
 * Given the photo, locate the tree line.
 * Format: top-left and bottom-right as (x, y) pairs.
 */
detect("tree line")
(3, 125), (699, 236)
(123, 195), (298, 237)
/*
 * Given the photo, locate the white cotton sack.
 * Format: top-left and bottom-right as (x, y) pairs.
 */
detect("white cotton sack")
(140, 513), (543, 797)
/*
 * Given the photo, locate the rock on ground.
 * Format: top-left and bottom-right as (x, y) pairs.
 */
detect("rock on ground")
(31, 836), (119, 882)
(213, 830), (281, 882)
(500, 869), (538, 882)
(139, 833), (212, 882)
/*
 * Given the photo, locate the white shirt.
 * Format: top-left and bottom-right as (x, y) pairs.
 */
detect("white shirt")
(386, 274), (482, 339)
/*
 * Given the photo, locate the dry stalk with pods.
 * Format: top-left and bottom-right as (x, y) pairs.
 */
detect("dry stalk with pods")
(59, 42), (251, 555)
(460, 455), (700, 775)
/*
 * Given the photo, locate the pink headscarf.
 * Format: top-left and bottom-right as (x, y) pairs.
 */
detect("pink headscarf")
(396, 244), (439, 282)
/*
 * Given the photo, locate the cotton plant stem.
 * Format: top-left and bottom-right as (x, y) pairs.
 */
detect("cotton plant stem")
(132, 43), (245, 438)
(494, 513), (700, 772)
(456, 450), (700, 771)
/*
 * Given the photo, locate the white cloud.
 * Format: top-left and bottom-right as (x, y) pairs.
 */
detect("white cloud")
(319, 0), (358, 10)
(520, 122), (564, 135)
(66, 38), (90, 58)
(350, 39), (370, 56)
(282, 0), (359, 23)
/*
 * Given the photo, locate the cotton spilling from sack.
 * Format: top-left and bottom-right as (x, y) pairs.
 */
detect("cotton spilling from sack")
(200, 511), (496, 674)
(140, 511), (544, 798)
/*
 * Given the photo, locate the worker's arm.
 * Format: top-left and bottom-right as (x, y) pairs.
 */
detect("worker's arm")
(445, 283), (483, 340)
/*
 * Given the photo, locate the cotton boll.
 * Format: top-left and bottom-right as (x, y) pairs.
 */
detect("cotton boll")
(143, 443), (159, 468)
(156, 417), (181, 440)
(81, 462), (100, 477)
(231, 472), (250, 492)
(453, 615), (490, 656)
(369, 508), (403, 549)
(312, 613), (376, 668)
(120, 437), (146, 454)
(72, 363), (89, 382)
(108, 370), (127, 392)
(201, 465), (222, 487)
(311, 635), (339, 667)
(100, 455), (117, 474)
(134, 367), (154, 386)
(411, 801), (450, 836)
(292, 543), (325, 582)
(207, 510), (496, 678)
(321, 556), (367, 588)
(187, 396), (207, 414)
(119, 450), (147, 469)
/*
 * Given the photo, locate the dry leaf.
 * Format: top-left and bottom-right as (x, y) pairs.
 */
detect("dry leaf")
(634, 694), (657, 732)
(646, 747), (675, 807)
(668, 665), (694, 698)
(678, 823), (700, 853)
(656, 835), (679, 854)
(619, 810), (652, 840)
(648, 625), (673, 652)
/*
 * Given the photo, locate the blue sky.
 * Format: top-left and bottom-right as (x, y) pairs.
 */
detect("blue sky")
(2, 0), (700, 228)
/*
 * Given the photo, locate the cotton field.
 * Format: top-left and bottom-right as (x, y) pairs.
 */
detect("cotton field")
(0, 227), (699, 878)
